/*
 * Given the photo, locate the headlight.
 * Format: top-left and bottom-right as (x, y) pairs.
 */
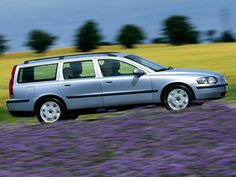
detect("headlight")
(197, 76), (218, 84)
(208, 76), (218, 84)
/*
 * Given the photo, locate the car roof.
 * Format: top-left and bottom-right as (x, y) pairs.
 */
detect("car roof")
(22, 52), (129, 65)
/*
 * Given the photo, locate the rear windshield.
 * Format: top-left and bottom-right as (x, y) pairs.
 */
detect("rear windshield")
(18, 63), (58, 83)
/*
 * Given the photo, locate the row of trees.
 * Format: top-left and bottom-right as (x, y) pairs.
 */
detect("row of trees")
(0, 21), (145, 54)
(153, 16), (235, 44)
(0, 15), (235, 54)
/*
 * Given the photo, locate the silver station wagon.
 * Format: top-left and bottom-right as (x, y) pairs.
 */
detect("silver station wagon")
(7, 52), (228, 123)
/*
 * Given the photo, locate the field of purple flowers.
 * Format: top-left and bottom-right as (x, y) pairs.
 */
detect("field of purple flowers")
(0, 102), (236, 177)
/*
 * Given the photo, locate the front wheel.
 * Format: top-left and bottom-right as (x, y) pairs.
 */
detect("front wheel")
(36, 98), (66, 124)
(163, 85), (193, 111)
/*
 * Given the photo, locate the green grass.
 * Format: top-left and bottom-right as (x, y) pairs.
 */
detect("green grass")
(1, 43), (236, 122)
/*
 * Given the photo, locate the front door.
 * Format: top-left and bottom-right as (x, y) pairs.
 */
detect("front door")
(98, 59), (153, 107)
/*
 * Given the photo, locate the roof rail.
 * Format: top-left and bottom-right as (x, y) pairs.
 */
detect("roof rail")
(24, 52), (120, 64)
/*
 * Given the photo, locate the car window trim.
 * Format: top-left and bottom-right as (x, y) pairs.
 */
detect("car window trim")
(17, 63), (58, 84)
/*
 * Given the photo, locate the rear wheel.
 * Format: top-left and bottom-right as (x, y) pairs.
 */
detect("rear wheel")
(36, 98), (66, 124)
(163, 85), (193, 111)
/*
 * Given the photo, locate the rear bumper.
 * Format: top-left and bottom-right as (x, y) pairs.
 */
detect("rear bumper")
(6, 99), (34, 112)
(194, 83), (228, 100)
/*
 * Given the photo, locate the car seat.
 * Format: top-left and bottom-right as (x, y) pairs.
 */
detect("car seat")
(70, 62), (82, 78)
(63, 67), (73, 79)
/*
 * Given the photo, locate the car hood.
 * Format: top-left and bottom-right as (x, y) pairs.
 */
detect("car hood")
(154, 68), (222, 77)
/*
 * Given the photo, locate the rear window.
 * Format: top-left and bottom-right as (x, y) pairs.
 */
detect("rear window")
(18, 64), (58, 83)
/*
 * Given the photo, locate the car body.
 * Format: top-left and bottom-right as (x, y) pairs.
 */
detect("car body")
(6, 52), (228, 123)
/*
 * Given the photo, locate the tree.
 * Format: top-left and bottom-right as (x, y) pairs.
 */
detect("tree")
(206, 30), (217, 42)
(0, 34), (8, 55)
(74, 20), (102, 52)
(162, 15), (199, 45)
(218, 31), (235, 42)
(117, 24), (145, 48)
(25, 30), (57, 53)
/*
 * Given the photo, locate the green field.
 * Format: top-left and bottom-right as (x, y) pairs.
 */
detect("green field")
(0, 43), (236, 122)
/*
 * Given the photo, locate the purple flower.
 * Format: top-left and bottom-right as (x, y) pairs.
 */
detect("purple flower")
(0, 102), (236, 176)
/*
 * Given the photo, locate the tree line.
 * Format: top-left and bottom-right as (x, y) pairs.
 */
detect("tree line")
(0, 15), (235, 54)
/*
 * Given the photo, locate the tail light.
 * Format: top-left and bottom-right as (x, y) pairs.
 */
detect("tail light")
(9, 65), (17, 97)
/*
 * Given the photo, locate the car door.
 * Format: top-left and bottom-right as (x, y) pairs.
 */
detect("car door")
(98, 59), (154, 107)
(59, 59), (103, 110)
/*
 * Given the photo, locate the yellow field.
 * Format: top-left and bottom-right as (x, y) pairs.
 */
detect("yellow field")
(0, 43), (236, 120)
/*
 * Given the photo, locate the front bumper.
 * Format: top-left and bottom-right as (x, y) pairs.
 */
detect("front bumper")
(194, 83), (228, 100)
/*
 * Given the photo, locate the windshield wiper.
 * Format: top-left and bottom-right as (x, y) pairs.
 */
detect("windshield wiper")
(156, 66), (174, 72)
(156, 68), (168, 72)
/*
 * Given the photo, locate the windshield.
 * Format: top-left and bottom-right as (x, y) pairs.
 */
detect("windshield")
(125, 55), (168, 72)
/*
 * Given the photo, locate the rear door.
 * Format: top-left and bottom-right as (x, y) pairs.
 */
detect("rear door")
(59, 59), (103, 110)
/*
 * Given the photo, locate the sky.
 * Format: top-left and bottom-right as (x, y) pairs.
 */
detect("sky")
(0, 0), (235, 52)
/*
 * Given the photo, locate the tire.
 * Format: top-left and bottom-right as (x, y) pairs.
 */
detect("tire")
(36, 98), (66, 124)
(163, 85), (193, 111)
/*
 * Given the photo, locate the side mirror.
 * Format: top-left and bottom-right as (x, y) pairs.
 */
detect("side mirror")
(133, 68), (145, 76)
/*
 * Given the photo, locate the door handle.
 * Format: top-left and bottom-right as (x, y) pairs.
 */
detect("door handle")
(64, 84), (71, 87)
(105, 81), (112, 84)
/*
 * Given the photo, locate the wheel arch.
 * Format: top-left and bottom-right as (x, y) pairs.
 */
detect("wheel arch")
(160, 82), (196, 103)
(34, 94), (68, 112)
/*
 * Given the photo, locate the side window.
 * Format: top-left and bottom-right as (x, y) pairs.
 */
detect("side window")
(98, 59), (136, 77)
(18, 64), (58, 83)
(63, 60), (95, 80)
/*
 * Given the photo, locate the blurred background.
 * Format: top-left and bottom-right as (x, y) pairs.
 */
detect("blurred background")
(0, 0), (236, 122)
(0, 1), (236, 176)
